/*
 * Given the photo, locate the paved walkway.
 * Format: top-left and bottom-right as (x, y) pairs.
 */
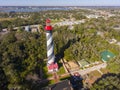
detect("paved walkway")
(70, 63), (107, 76)
(34, 63), (107, 84)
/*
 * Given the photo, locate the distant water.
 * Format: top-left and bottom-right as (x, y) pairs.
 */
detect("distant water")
(79, 6), (120, 9)
(0, 6), (120, 13)
(0, 6), (72, 13)
(78, 6), (120, 10)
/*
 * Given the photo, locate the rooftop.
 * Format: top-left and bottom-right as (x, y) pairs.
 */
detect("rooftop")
(78, 59), (89, 67)
(42, 79), (73, 90)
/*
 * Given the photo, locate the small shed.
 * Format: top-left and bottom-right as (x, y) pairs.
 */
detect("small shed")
(31, 27), (38, 32)
(78, 59), (90, 68)
(100, 50), (115, 62)
(25, 26), (30, 32)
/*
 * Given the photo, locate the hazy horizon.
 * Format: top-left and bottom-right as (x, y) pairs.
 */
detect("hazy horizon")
(0, 0), (120, 6)
(0, 5), (120, 7)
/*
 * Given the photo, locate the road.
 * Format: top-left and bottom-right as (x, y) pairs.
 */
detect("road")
(53, 19), (85, 26)
(1, 19), (86, 33)
(70, 63), (107, 76)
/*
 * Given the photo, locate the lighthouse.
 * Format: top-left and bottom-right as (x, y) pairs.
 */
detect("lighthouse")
(45, 19), (58, 72)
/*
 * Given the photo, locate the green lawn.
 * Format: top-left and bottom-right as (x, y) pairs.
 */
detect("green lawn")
(0, 18), (15, 21)
(60, 75), (71, 80)
(42, 62), (53, 79)
(51, 19), (60, 23)
(49, 80), (55, 85)
(57, 66), (65, 75)
(89, 70), (101, 78)
(42, 61), (66, 79)
(100, 68), (108, 74)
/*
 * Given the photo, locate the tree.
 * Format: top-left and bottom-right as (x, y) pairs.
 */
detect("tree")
(107, 54), (120, 73)
(91, 73), (120, 90)
(0, 31), (46, 89)
(0, 67), (8, 90)
(0, 23), (2, 31)
(7, 25), (14, 31)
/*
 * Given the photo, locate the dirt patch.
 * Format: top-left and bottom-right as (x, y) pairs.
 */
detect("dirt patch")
(64, 59), (79, 71)
(84, 70), (102, 87)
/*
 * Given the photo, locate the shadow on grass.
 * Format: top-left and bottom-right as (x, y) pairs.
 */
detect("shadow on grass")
(26, 79), (52, 90)
(57, 61), (63, 69)
(94, 73), (120, 84)
(60, 76), (71, 81)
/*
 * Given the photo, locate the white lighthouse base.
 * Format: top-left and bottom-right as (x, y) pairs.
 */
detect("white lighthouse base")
(47, 63), (58, 72)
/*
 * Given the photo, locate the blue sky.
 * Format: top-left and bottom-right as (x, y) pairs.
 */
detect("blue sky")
(0, 0), (120, 6)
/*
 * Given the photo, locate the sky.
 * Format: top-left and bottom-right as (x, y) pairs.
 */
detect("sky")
(0, 0), (120, 6)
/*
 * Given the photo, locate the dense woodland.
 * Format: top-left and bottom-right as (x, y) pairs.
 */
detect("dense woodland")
(0, 32), (46, 89)
(0, 10), (120, 89)
(91, 73), (120, 90)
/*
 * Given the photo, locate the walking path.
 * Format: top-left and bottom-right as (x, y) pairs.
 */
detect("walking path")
(70, 63), (107, 76)
(33, 62), (107, 85)
(47, 62), (107, 81)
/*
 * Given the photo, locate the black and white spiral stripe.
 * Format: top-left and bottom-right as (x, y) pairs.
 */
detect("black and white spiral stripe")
(46, 31), (55, 65)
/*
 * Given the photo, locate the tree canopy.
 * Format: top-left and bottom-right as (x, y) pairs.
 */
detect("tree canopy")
(0, 31), (46, 90)
(91, 73), (120, 90)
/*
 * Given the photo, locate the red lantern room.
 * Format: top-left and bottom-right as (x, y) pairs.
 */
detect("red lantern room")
(45, 19), (52, 31)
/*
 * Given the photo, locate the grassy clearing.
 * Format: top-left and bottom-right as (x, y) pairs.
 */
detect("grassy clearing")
(0, 18), (15, 21)
(51, 19), (60, 23)
(60, 75), (71, 81)
(48, 80), (55, 85)
(57, 66), (65, 75)
(90, 70), (101, 77)
(100, 68), (108, 74)
(93, 70), (101, 76)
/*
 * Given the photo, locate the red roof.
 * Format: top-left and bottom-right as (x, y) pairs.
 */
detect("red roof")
(45, 26), (52, 31)
(48, 63), (58, 70)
